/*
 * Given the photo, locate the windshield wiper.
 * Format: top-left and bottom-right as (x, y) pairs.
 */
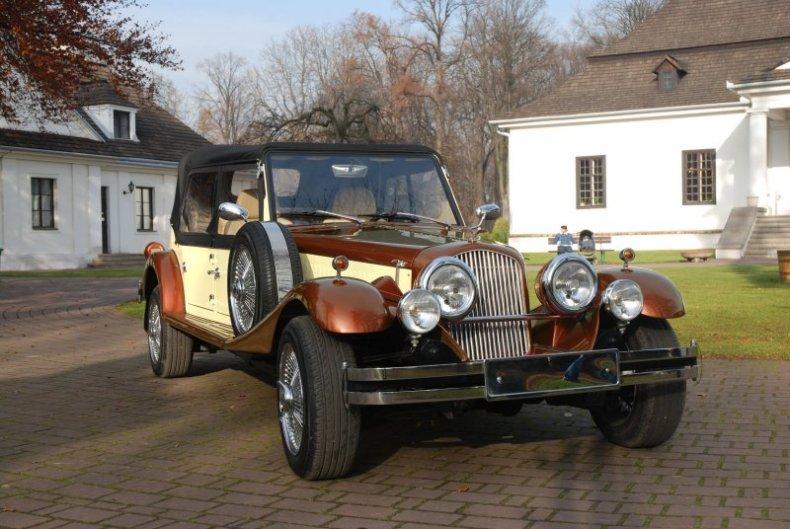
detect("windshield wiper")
(363, 211), (453, 229)
(279, 209), (364, 225)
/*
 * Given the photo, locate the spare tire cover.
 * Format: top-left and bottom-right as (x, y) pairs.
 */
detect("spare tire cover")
(228, 221), (302, 336)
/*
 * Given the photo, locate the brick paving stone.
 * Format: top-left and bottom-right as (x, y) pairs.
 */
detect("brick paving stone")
(1, 277), (789, 529)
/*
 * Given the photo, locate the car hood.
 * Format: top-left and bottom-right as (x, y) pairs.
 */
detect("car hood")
(290, 223), (522, 275)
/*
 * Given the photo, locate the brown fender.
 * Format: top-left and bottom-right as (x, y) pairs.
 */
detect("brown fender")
(142, 250), (185, 318)
(598, 266), (685, 319)
(225, 277), (395, 355)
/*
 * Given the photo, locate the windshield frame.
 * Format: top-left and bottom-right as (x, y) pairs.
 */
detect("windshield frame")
(263, 149), (465, 227)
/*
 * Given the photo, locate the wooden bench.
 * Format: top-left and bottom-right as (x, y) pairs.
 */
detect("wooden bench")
(681, 249), (714, 263)
(548, 235), (613, 262)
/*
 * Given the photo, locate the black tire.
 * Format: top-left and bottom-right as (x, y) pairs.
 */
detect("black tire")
(146, 286), (193, 378)
(228, 222), (302, 336)
(277, 316), (360, 480)
(590, 317), (686, 448)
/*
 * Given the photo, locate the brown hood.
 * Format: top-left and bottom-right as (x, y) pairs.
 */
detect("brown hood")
(290, 223), (523, 278)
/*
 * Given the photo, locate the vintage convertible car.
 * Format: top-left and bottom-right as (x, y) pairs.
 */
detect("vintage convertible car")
(141, 143), (700, 480)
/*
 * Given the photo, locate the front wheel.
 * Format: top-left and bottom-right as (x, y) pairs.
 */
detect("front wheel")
(277, 316), (360, 480)
(590, 317), (686, 448)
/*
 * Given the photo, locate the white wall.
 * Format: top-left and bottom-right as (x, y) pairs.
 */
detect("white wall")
(768, 118), (790, 215)
(507, 109), (750, 252)
(0, 153), (175, 270)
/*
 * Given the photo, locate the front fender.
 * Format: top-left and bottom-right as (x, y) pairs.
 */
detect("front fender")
(225, 277), (396, 355)
(598, 267), (685, 319)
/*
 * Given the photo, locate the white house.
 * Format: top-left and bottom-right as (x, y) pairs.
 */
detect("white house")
(0, 81), (209, 270)
(493, 0), (790, 257)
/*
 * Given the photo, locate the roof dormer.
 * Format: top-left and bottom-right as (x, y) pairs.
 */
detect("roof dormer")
(82, 103), (139, 141)
(653, 56), (687, 92)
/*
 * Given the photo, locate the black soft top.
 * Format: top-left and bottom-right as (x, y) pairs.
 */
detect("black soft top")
(172, 142), (441, 230)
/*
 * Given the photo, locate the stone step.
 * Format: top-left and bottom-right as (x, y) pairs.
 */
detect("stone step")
(89, 254), (146, 269)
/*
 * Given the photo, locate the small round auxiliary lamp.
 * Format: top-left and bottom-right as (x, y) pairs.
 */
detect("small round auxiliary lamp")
(619, 248), (636, 270)
(332, 255), (349, 279)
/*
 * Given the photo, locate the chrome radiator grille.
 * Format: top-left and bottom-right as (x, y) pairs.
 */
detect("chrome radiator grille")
(449, 250), (530, 361)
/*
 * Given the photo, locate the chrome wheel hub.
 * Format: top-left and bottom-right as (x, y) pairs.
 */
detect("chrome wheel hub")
(278, 344), (304, 455)
(147, 301), (162, 364)
(230, 246), (256, 333)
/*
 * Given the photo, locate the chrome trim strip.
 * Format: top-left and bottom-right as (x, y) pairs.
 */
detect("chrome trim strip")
(621, 364), (700, 386)
(347, 362), (484, 382)
(260, 221), (293, 300)
(347, 386), (487, 405)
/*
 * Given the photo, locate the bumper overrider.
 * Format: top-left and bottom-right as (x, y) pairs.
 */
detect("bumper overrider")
(344, 341), (701, 406)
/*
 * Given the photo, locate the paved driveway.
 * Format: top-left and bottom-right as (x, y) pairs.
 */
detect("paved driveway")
(0, 278), (788, 529)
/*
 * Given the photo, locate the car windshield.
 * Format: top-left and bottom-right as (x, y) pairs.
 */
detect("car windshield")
(268, 153), (460, 226)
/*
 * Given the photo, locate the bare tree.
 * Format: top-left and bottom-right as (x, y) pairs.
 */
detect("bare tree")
(150, 74), (194, 126)
(195, 52), (256, 143)
(460, 0), (554, 218)
(395, 0), (480, 153)
(573, 0), (664, 50)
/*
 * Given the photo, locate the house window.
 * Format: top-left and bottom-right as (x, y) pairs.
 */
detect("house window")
(113, 110), (131, 139)
(31, 177), (55, 229)
(576, 156), (606, 208)
(135, 186), (154, 231)
(659, 71), (678, 91)
(683, 150), (716, 205)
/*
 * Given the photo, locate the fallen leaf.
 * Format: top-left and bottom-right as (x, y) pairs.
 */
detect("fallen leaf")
(456, 485), (470, 493)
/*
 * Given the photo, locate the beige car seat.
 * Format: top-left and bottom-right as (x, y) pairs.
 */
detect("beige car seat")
(329, 187), (376, 221)
(218, 189), (261, 235)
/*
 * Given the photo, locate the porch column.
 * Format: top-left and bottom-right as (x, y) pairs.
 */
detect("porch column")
(748, 109), (769, 207)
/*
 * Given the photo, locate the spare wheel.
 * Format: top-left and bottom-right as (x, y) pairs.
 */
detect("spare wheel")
(228, 221), (302, 336)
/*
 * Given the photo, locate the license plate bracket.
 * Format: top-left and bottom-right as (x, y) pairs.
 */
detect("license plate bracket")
(484, 350), (620, 401)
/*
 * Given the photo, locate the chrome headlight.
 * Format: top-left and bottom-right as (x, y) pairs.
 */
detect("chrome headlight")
(603, 279), (644, 321)
(417, 257), (478, 319)
(397, 289), (441, 334)
(541, 254), (598, 314)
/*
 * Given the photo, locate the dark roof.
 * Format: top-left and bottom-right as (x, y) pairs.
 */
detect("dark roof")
(77, 82), (138, 109)
(181, 142), (440, 172)
(593, 0), (790, 57)
(0, 82), (210, 163)
(506, 0), (790, 120)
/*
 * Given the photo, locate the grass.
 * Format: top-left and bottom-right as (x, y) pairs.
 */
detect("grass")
(118, 299), (146, 319)
(654, 265), (789, 360)
(118, 263), (787, 360)
(522, 249), (710, 266)
(0, 268), (142, 278)
(527, 265), (789, 360)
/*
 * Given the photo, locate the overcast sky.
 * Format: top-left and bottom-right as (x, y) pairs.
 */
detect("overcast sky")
(131, 0), (595, 92)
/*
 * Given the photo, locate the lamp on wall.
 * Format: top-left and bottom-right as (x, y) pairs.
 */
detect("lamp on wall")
(122, 181), (135, 195)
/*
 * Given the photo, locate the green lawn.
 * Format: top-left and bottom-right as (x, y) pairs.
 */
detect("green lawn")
(118, 299), (146, 319)
(0, 268), (142, 278)
(119, 264), (787, 360)
(527, 265), (789, 360)
(523, 249), (708, 266)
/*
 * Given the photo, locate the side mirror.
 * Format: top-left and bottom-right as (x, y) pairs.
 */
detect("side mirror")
(475, 203), (501, 227)
(218, 202), (249, 222)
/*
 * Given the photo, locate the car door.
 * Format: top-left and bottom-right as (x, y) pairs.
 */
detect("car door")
(174, 170), (218, 320)
(213, 165), (264, 323)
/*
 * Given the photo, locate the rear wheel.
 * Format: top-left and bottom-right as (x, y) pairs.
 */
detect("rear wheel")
(590, 317), (686, 448)
(277, 316), (360, 480)
(147, 286), (193, 378)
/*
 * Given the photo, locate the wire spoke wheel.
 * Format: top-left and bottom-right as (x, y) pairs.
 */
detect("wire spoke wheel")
(278, 344), (305, 455)
(147, 301), (162, 364)
(230, 246), (257, 334)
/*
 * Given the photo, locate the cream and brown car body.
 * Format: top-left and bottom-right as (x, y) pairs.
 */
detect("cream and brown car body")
(140, 143), (700, 480)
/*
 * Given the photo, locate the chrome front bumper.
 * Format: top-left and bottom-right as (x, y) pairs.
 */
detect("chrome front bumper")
(345, 341), (701, 406)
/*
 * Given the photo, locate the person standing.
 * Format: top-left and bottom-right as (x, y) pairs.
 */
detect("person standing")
(555, 225), (574, 254)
